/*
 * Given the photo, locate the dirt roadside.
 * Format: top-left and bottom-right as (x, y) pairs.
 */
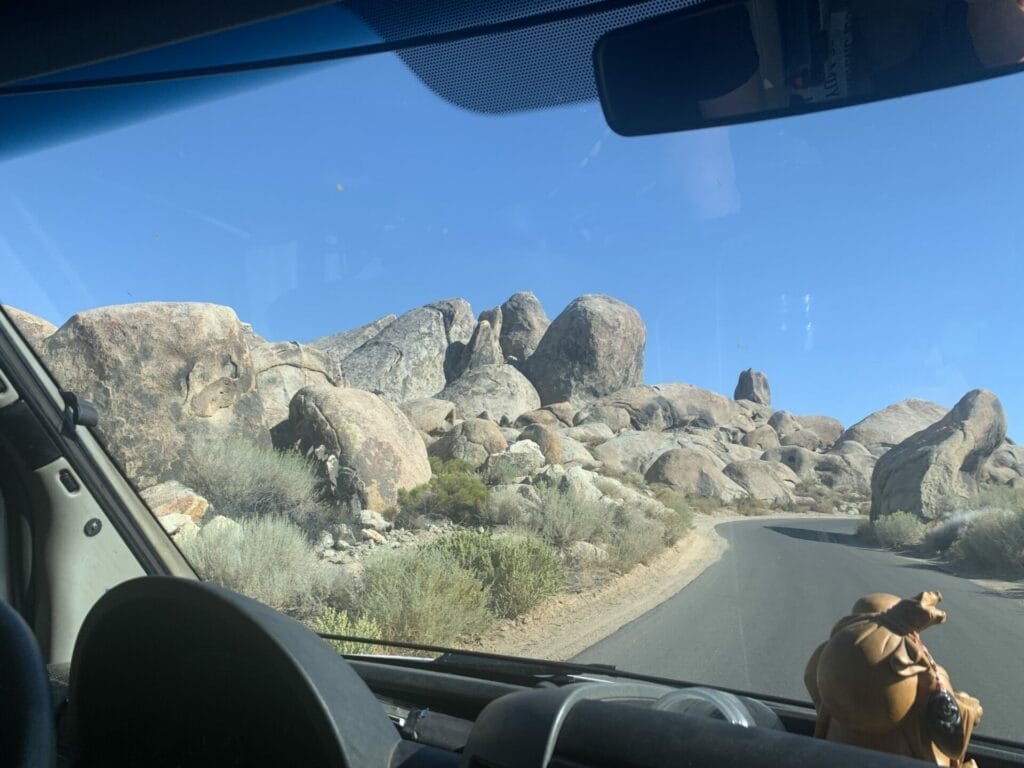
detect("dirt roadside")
(473, 512), (854, 661)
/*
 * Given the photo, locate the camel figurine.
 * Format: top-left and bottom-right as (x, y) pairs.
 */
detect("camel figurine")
(804, 591), (983, 767)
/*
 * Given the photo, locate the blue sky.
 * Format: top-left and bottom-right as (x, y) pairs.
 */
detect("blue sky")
(2, 48), (1023, 435)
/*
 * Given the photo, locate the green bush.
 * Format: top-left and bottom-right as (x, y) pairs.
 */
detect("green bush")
(528, 485), (611, 548)
(607, 509), (666, 572)
(482, 487), (534, 527)
(348, 549), (493, 645)
(652, 486), (694, 545)
(397, 458), (489, 526)
(856, 517), (877, 544)
(952, 509), (1024, 577)
(421, 531), (565, 618)
(182, 515), (339, 618)
(307, 606), (384, 654)
(184, 438), (326, 533)
(871, 511), (926, 550)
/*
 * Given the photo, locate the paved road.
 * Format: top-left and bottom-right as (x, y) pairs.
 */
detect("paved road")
(574, 517), (1024, 739)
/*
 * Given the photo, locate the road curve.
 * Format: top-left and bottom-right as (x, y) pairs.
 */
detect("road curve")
(574, 516), (1023, 739)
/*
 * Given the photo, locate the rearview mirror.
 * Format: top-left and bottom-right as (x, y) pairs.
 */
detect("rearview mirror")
(594, 0), (1024, 136)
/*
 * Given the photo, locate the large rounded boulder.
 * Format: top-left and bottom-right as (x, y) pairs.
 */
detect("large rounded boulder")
(842, 399), (948, 457)
(870, 389), (1007, 521)
(576, 383), (753, 434)
(440, 364), (541, 425)
(287, 385), (431, 511)
(429, 418), (508, 469)
(41, 303), (277, 488)
(645, 447), (744, 501)
(3, 305), (57, 348)
(499, 291), (549, 362)
(734, 368), (771, 406)
(521, 294), (645, 405)
(338, 306), (451, 403)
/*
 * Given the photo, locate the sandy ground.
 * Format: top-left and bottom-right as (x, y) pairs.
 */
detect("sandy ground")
(474, 511), (848, 660)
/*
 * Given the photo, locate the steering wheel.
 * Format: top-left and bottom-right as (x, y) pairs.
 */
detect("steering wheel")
(0, 599), (54, 768)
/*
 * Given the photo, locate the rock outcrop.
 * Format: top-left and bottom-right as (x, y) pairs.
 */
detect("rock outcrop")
(250, 341), (345, 428)
(980, 442), (1024, 488)
(339, 306), (449, 402)
(310, 314), (396, 365)
(577, 383), (754, 435)
(842, 399), (948, 457)
(522, 294), (645, 405)
(870, 389), (1007, 521)
(439, 364), (541, 425)
(3, 305), (57, 348)
(457, 319), (504, 372)
(734, 368), (771, 406)
(287, 385), (431, 511)
(42, 303), (275, 487)
(429, 418), (508, 469)
(645, 447), (744, 501)
(498, 291), (549, 362)
(399, 398), (458, 436)
(724, 459), (800, 504)
(518, 423), (563, 466)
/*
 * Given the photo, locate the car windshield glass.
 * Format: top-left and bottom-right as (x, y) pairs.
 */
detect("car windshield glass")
(3, 23), (1023, 743)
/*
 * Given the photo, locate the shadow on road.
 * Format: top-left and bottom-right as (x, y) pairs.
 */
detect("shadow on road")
(765, 525), (874, 549)
(897, 561), (1024, 600)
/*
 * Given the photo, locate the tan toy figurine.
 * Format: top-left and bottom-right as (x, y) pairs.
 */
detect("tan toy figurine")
(804, 591), (983, 767)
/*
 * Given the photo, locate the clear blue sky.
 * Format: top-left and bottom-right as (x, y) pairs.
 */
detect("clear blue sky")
(2, 49), (1023, 435)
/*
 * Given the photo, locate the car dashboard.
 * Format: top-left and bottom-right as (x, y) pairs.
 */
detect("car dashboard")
(29, 577), (1023, 768)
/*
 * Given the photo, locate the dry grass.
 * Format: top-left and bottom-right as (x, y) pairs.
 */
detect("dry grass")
(184, 438), (326, 534)
(181, 515), (339, 618)
(347, 548), (493, 646)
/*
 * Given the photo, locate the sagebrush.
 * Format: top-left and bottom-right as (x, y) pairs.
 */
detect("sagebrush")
(185, 438), (326, 533)
(607, 508), (666, 571)
(951, 509), (1024, 577)
(421, 531), (565, 618)
(307, 606), (384, 654)
(348, 548), (493, 645)
(871, 511), (925, 549)
(527, 485), (611, 548)
(182, 515), (339, 618)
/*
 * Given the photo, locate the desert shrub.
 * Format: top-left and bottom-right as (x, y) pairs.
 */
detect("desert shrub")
(593, 477), (629, 500)
(185, 438), (326, 533)
(397, 458), (488, 526)
(932, 485), (1024, 518)
(182, 515), (339, 618)
(422, 531), (565, 618)
(528, 485), (611, 548)
(733, 495), (770, 516)
(856, 517), (877, 544)
(951, 509), (1024, 577)
(348, 549), (493, 645)
(482, 487), (534, 527)
(607, 509), (666, 572)
(307, 606), (384, 654)
(651, 486), (694, 544)
(871, 511), (926, 550)
(922, 510), (985, 553)
(686, 494), (725, 515)
(970, 485), (1024, 512)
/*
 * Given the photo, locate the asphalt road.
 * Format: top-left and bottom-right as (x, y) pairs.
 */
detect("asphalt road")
(574, 517), (1024, 739)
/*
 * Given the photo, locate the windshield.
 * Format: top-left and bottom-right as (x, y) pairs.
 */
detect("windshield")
(3, 19), (1023, 743)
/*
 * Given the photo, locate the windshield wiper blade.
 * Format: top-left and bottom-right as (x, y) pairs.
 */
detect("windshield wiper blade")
(316, 633), (617, 684)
